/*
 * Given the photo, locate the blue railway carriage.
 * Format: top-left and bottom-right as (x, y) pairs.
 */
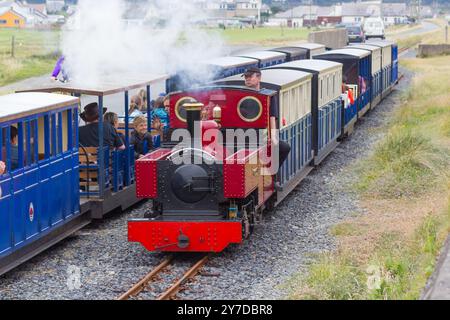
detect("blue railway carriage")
(313, 48), (371, 134)
(0, 92), (88, 276)
(366, 40), (393, 98)
(19, 75), (168, 220)
(348, 44), (383, 107)
(201, 56), (259, 79)
(213, 69), (314, 203)
(167, 57), (259, 92)
(269, 47), (308, 62)
(267, 60), (343, 165)
(237, 51), (287, 68)
(291, 43), (326, 59)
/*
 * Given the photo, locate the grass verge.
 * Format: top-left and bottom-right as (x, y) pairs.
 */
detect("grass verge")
(0, 28), (60, 87)
(285, 54), (450, 300)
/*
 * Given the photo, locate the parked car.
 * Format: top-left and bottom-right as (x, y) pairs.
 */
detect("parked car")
(346, 24), (365, 43)
(364, 17), (385, 39)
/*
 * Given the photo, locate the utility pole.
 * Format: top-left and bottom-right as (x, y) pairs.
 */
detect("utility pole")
(380, 0), (383, 19)
(11, 36), (15, 58)
(309, 0), (313, 29)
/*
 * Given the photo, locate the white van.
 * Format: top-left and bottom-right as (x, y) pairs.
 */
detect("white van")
(364, 17), (385, 39)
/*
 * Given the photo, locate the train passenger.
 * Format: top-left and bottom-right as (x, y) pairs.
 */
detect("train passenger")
(0, 160), (5, 175)
(242, 67), (291, 171)
(104, 112), (125, 144)
(130, 116), (153, 159)
(79, 103), (125, 151)
(129, 95), (145, 118)
(139, 89), (147, 108)
(152, 96), (170, 131)
(342, 77), (354, 105)
(9, 126), (19, 171)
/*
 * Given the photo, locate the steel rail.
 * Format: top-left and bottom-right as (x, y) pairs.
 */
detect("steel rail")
(157, 255), (209, 300)
(118, 256), (173, 300)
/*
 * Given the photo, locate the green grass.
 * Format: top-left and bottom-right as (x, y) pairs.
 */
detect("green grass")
(0, 28), (60, 86)
(208, 26), (309, 45)
(288, 211), (449, 300)
(286, 54), (450, 300)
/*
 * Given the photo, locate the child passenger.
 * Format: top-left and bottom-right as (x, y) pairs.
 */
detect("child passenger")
(130, 116), (153, 159)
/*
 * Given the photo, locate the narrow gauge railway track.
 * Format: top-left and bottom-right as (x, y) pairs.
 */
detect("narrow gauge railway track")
(118, 255), (209, 300)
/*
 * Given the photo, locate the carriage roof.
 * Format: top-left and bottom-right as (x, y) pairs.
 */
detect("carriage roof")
(266, 59), (342, 74)
(201, 56), (258, 68)
(314, 48), (371, 58)
(365, 40), (393, 49)
(213, 68), (312, 90)
(348, 44), (382, 52)
(17, 74), (169, 97)
(292, 43), (326, 50)
(0, 92), (78, 122)
(270, 47), (308, 56)
(237, 51), (287, 61)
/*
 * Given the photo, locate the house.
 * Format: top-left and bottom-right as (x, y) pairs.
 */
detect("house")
(341, 2), (380, 24)
(269, 5), (319, 27)
(0, 1), (49, 26)
(317, 5), (342, 26)
(194, 0), (262, 20)
(46, 0), (64, 14)
(0, 7), (25, 27)
(382, 3), (408, 25)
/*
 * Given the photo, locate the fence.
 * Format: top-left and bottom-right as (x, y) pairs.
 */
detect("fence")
(0, 29), (61, 58)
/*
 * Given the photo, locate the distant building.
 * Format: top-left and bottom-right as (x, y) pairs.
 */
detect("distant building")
(382, 3), (409, 25)
(0, 0), (50, 27)
(269, 5), (319, 27)
(0, 7), (25, 28)
(46, 0), (65, 14)
(194, 0), (262, 21)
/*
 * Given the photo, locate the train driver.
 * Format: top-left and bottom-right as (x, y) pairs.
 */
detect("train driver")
(243, 67), (291, 172)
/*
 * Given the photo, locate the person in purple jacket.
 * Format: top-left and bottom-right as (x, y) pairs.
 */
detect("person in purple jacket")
(51, 55), (69, 82)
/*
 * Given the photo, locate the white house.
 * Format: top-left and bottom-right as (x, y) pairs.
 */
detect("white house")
(269, 5), (319, 27)
(46, 0), (64, 14)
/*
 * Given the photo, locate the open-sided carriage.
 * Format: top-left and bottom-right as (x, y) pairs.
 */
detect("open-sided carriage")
(19, 76), (168, 218)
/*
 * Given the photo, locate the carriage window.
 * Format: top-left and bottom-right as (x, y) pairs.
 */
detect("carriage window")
(23, 120), (39, 167)
(1, 124), (22, 172)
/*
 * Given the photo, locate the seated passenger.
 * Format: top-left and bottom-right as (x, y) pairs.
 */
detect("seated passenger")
(0, 160), (5, 175)
(79, 103), (125, 151)
(104, 112), (125, 144)
(9, 126), (19, 171)
(129, 95), (145, 118)
(130, 116), (153, 159)
(152, 96), (170, 131)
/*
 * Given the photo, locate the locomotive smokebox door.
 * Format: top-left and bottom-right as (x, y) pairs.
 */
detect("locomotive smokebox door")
(158, 158), (224, 216)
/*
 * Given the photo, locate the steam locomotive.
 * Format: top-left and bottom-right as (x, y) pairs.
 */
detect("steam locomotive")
(128, 40), (399, 253)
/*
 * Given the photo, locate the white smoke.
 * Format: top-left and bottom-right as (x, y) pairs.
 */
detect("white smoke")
(62, 0), (225, 87)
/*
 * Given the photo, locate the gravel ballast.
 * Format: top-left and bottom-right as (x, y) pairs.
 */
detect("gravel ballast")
(0, 69), (411, 300)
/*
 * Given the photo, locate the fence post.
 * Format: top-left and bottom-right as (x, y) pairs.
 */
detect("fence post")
(446, 25), (448, 44)
(11, 36), (15, 58)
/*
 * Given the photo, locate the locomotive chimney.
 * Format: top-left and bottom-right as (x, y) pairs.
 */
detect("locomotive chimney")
(183, 101), (204, 145)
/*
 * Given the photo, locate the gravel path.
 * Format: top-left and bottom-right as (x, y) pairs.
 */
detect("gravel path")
(0, 69), (411, 300)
